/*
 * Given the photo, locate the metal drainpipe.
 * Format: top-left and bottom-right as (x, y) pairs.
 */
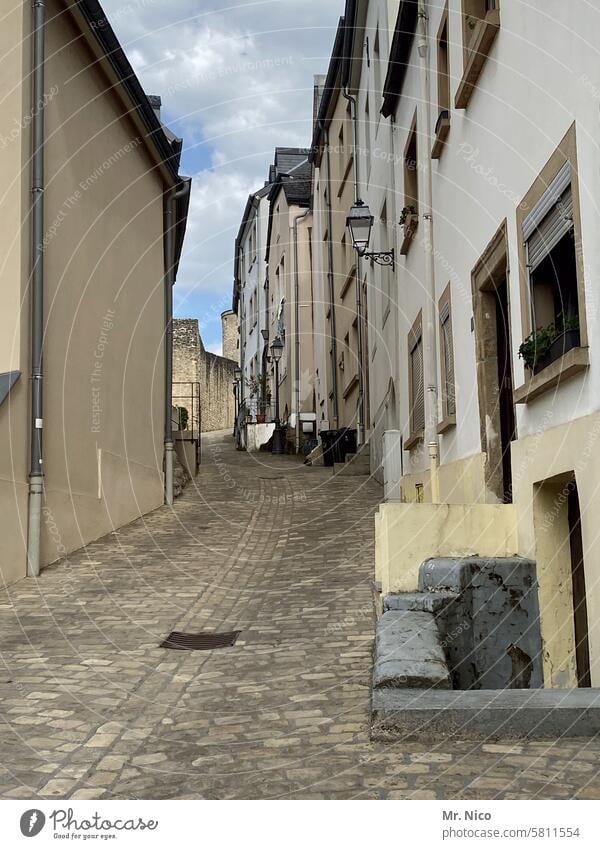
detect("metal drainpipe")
(418, 2), (440, 503)
(164, 182), (190, 506)
(342, 86), (366, 448)
(27, 0), (47, 578)
(321, 122), (340, 430)
(293, 207), (311, 453)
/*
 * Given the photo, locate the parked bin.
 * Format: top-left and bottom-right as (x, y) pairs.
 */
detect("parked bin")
(338, 427), (357, 462)
(319, 430), (338, 467)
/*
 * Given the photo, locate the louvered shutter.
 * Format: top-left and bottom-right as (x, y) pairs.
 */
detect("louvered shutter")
(440, 303), (456, 416)
(411, 334), (425, 434)
(523, 161), (574, 272)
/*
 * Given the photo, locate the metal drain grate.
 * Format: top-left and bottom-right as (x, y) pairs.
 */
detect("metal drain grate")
(160, 631), (241, 651)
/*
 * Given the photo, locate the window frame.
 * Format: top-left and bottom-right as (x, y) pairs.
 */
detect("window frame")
(432, 4), (451, 159)
(455, 0), (500, 110)
(407, 311), (425, 448)
(401, 111), (419, 255)
(438, 283), (456, 432)
(514, 123), (589, 403)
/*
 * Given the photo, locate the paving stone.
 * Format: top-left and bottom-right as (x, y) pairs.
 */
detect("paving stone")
(0, 431), (599, 800)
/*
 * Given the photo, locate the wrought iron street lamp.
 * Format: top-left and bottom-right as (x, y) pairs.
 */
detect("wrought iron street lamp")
(270, 336), (285, 455)
(346, 199), (395, 270)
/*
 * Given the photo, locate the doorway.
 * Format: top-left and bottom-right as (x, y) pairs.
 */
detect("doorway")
(567, 481), (591, 687)
(472, 221), (516, 503)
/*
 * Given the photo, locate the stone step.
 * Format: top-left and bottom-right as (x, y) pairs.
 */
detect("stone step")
(383, 591), (457, 615)
(371, 687), (600, 741)
(333, 453), (370, 476)
(373, 610), (452, 690)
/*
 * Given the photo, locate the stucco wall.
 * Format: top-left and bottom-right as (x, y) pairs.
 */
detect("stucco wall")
(0, 1), (175, 585)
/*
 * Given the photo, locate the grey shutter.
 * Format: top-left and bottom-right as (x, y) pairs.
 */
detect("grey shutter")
(411, 335), (425, 434)
(523, 161), (574, 272)
(441, 313), (456, 416)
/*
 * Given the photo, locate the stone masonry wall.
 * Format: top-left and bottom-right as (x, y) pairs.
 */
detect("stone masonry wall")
(173, 318), (237, 433)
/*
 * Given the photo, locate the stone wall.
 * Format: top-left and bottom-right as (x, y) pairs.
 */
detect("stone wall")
(221, 309), (239, 363)
(173, 318), (236, 433)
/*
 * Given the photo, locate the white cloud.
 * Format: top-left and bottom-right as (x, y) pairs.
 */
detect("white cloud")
(101, 0), (342, 312)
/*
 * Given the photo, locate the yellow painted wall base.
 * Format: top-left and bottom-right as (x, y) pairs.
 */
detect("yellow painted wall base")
(375, 501), (520, 594)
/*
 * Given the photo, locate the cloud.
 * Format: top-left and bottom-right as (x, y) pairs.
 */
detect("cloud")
(101, 0), (341, 317)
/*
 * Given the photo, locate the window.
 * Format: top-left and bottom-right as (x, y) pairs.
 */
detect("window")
(408, 313), (425, 442)
(380, 199), (392, 319)
(365, 93), (372, 182)
(401, 115), (419, 254)
(373, 27), (382, 127)
(439, 284), (456, 425)
(524, 162), (579, 360)
(515, 124), (588, 401)
(432, 7), (451, 159)
(455, 0), (500, 109)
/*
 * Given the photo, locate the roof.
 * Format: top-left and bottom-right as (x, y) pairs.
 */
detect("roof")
(269, 148), (312, 182)
(381, 0), (419, 118)
(73, 0), (184, 181)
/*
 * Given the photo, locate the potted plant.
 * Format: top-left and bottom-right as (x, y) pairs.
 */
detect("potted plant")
(399, 205), (418, 233)
(246, 374), (269, 422)
(548, 313), (580, 363)
(518, 323), (556, 374)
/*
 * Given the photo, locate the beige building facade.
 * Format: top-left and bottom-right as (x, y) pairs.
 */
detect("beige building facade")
(0, 0), (189, 586)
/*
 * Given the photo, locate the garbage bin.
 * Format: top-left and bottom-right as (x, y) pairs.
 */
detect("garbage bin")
(319, 430), (338, 467)
(338, 427), (357, 462)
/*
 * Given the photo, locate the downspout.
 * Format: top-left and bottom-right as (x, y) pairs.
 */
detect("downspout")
(27, 0), (47, 578)
(418, 2), (440, 503)
(342, 86), (366, 447)
(321, 122), (340, 430)
(293, 207), (311, 453)
(164, 181), (190, 506)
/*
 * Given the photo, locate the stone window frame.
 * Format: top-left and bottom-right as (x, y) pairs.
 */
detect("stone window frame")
(514, 122), (589, 404)
(400, 110), (419, 255)
(438, 282), (456, 433)
(432, 3), (451, 159)
(406, 310), (424, 450)
(455, 0), (500, 109)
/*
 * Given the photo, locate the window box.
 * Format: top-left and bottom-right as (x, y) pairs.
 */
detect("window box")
(431, 110), (451, 159)
(400, 213), (419, 255)
(404, 430), (424, 451)
(455, 8), (500, 109)
(513, 346), (589, 405)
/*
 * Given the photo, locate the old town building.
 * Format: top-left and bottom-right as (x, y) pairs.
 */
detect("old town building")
(0, 0), (190, 585)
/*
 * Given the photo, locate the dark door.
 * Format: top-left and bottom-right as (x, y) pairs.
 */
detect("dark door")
(567, 481), (592, 687)
(495, 282), (516, 503)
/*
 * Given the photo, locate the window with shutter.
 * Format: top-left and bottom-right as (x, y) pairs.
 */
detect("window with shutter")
(440, 298), (456, 417)
(409, 319), (425, 437)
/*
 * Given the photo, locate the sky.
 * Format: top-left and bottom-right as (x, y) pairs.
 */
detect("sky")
(101, 0), (342, 354)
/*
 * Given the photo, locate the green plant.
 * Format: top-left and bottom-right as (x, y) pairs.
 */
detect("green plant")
(177, 406), (189, 431)
(246, 373), (269, 399)
(399, 205), (417, 226)
(558, 312), (580, 333)
(518, 324), (556, 371)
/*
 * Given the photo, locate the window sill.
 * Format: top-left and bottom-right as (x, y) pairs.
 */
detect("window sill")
(404, 430), (424, 451)
(454, 9), (500, 110)
(437, 413), (456, 434)
(343, 374), (359, 400)
(431, 112), (450, 159)
(513, 346), (589, 404)
(382, 304), (391, 328)
(340, 269), (355, 299)
(400, 219), (418, 256)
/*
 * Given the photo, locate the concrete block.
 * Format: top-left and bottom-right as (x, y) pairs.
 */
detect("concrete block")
(371, 687), (600, 741)
(373, 611), (451, 690)
(383, 592), (457, 615)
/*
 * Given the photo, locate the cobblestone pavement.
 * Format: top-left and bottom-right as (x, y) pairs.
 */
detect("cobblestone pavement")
(1, 431), (599, 800)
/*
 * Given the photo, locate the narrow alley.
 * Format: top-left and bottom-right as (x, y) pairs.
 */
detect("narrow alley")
(1, 433), (599, 800)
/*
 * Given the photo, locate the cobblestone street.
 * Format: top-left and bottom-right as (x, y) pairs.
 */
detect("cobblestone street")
(0, 431), (599, 800)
